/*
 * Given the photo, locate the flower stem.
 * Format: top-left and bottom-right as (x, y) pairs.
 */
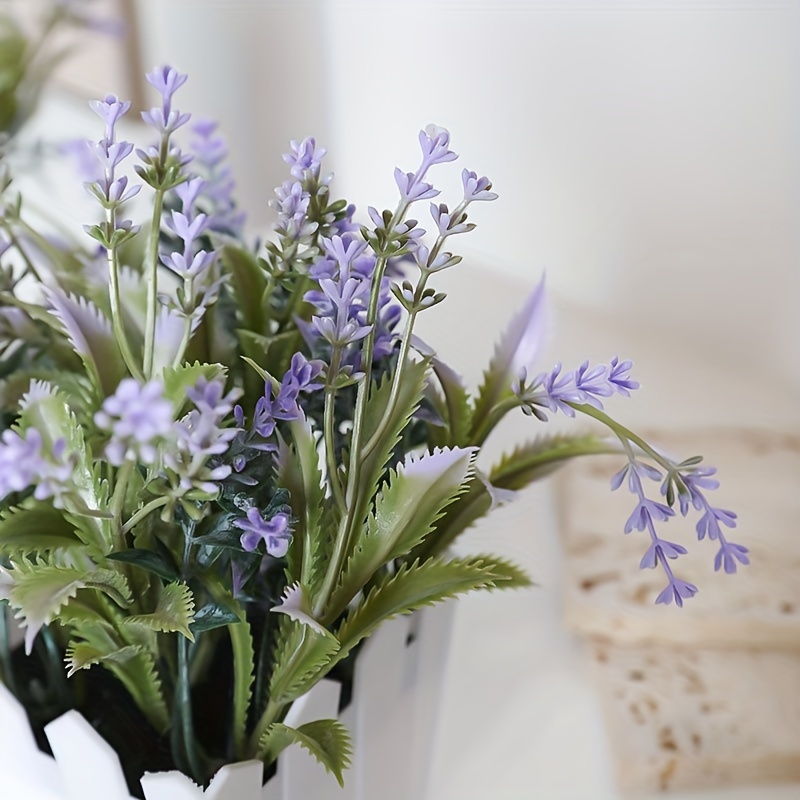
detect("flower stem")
(176, 635), (204, 784)
(122, 496), (170, 534)
(110, 461), (134, 550)
(142, 188), (166, 379)
(107, 211), (145, 381)
(471, 396), (522, 446)
(323, 346), (346, 513)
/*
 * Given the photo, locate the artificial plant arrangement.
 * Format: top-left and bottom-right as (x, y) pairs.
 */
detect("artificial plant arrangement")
(0, 66), (749, 792)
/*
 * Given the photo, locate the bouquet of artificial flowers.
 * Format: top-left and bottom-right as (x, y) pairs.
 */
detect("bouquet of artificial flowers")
(0, 66), (747, 792)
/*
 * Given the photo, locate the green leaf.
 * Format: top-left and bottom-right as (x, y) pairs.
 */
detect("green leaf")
(190, 602), (241, 634)
(125, 581), (196, 641)
(66, 639), (142, 676)
(228, 619), (254, 757)
(221, 245), (268, 333)
(108, 647), (170, 733)
(258, 719), (352, 786)
(432, 358), (472, 447)
(107, 548), (180, 582)
(471, 279), (546, 441)
(328, 446), (476, 620)
(42, 287), (126, 396)
(269, 618), (340, 704)
(84, 568), (133, 608)
(336, 557), (508, 655)
(17, 381), (111, 553)
(276, 417), (328, 589)
(490, 433), (618, 491)
(5, 560), (86, 652)
(0, 504), (83, 555)
(161, 362), (226, 412)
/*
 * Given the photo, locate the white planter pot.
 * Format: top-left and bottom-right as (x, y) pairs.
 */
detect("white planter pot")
(0, 604), (453, 800)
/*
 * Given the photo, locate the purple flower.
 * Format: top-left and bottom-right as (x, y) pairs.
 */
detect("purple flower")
(89, 94), (130, 141)
(418, 125), (457, 170)
(95, 379), (174, 465)
(461, 169), (498, 203)
(310, 277), (373, 348)
(607, 356), (639, 396)
(656, 575), (698, 608)
(234, 508), (292, 557)
(283, 137), (327, 179)
(0, 428), (47, 497)
(145, 66), (188, 117)
(394, 168), (439, 203)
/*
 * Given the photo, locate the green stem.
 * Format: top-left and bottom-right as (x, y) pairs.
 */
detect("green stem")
(142, 189), (166, 379)
(323, 347), (346, 513)
(176, 636), (204, 784)
(110, 461), (134, 550)
(107, 210), (145, 381)
(122, 496), (170, 535)
(471, 395), (523, 446)
(0, 603), (17, 694)
(312, 201), (407, 617)
(569, 403), (670, 469)
(1, 222), (44, 283)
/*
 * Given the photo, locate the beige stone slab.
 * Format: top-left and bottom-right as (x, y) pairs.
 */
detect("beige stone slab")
(588, 642), (800, 795)
(558, 429), (800, 649)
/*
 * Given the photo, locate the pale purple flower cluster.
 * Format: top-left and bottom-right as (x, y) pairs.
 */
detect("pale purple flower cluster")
(283, 137), (326, 180)
(94, 379), (174, 465)
(302, 234), (401, 363)
(611, 457), (748, 606)
(137, 66), (192, 185)
(141, 66), (190, 136)
(0, 428), (71, 506)
(234, 508), (292, 556)
(512, 357), (639, 421)
(393, 125), (457, 205)
(85, 95), (140, 244)
(232, 354), (323, 470)
(185, 119), (246, 236)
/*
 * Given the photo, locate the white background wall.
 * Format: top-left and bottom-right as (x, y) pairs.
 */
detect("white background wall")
(135, 0), (799, 396)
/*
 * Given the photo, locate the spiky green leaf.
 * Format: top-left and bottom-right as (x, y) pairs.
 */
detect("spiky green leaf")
(471, 278), (546, 440)
(276, 417), (328, 589)
(107, 548), (180, 583)
(489, 433), (619, 490)
(258, 719), (352, 786)
(125, 581), (195, 641)
(269, 618), (340, 704)
(0, 504), (83, 555)
(432, 358), (472, 447)
(222, 245), (268, 333)
(161, 361), (227, 412)
(329, 446), (476, 620)
(336, 557), (509, 655)
(228, 619), (254, 756)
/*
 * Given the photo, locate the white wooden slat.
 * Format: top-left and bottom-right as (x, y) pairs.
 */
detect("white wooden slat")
(44, 710), (135, 800)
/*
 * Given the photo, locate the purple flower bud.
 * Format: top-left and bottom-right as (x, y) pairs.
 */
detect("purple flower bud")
(418, 124), (458, 168)
(89, 94), (131, 140)
(394, 168), (440, 203)
(283, 137), (327, 179)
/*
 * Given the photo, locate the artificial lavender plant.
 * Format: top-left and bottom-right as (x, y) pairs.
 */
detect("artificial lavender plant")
(0, 66), (747, 792)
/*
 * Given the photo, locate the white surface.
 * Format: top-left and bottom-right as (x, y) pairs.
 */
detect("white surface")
(6, 81), (799, 800)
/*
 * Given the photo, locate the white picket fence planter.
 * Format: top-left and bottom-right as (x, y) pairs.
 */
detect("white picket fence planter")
(0, 604), (453, 800)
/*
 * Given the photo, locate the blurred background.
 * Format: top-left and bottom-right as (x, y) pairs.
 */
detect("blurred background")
(3, 1), (799, 798)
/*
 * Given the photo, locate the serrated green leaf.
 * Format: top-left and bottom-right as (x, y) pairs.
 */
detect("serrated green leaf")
(471, 278), (546, 442)
(161, 361), (226, 412)
(84, 568), (133, 608)
(328, 446), (476, 621)
(109, 648), (170, 733)
(4, 560), (86, 653)
(66, 640), (142, 676)
(17, 381), (110, 553)
(269, 618), (340, 704)
(0, 504), (83, 555)
(42, 287), (126, 396)
(107, 548), (180, 582)
(258, 719), (352, 786)
(125, 581), (195, 641)
(228, 618), (254, 756)
(489, 433), (618, 491)
(222, 245), (268, 333)
(336, 557), (507, 656)
(276, 417), (327, 589)
(432, 358), (472, 447)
